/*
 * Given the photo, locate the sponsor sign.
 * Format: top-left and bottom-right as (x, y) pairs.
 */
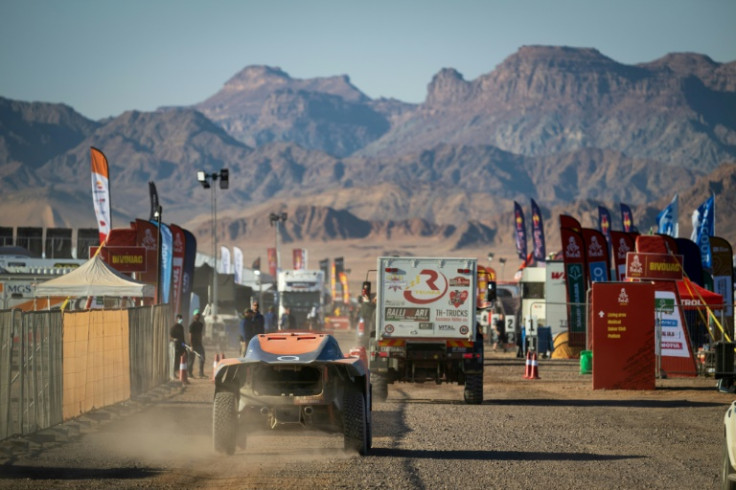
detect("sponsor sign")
(91, 246), (147, 273)
(384, 307), (431, 322)
(625, 252), (683, 281)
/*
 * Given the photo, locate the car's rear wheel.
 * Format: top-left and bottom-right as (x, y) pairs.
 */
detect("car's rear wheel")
(723, 438), (736, 490)
(463, 373), (483, 405)
(213, 390), (238, 454)
(343, 388), (369, 455)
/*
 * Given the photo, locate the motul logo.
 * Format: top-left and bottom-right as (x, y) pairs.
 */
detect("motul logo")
(551, 272), (565, 280)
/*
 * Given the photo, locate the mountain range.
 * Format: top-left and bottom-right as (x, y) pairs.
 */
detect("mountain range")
(1, 45), (735, 277)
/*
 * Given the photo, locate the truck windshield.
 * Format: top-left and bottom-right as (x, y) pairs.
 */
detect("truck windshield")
(281, 291), (320, 308)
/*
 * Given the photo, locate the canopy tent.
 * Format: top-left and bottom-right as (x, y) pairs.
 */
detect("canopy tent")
(34, 255), (155, 298)
(676, 280), (724, 310)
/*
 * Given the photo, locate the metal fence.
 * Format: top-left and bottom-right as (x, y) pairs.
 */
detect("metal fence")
(0, 304), (171, 441)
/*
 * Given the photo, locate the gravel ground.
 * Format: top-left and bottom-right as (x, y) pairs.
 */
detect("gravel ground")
(0, 338), (732, 489)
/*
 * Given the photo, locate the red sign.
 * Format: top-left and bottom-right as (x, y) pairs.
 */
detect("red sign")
(591, 282), (655, 390)
(625, 252), (683, 281)
(90, 246), (147, 272)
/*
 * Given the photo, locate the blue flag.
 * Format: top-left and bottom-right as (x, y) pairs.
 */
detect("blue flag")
(691, 195), (715, 269)
(530, 199), (546, 263)
(656, 194), (679, 237)
(513, 201), (527, 260)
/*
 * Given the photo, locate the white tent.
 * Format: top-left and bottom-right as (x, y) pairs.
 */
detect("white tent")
(34, 255), (155, 298)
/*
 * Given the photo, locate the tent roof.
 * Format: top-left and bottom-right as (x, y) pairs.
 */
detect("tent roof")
(676, 280), (724, 309)
(34, 255), (155, 298)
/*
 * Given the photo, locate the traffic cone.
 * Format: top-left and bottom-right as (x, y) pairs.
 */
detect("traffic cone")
(523, 350), (532, 379)
(528, 352), (540, 380)
(211, 353), (220, 382)
(179, 353), (189, 385)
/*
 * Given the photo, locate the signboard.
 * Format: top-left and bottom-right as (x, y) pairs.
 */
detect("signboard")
(592, 282), (655, 390)
(654, 281), (697, 376)
(625, 252), (683, 281)
(90, 246), (147, 273)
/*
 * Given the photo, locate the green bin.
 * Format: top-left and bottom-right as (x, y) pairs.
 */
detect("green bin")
(580, 350), (592, 375)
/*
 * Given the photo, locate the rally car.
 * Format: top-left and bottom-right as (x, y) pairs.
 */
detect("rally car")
(212, 332), (371, 455)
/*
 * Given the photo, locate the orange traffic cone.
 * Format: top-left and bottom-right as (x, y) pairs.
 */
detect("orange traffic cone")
(179, 353), (189, 385)
(523, 350), (532, 379)
(211, 353), (220, 382)
(528, 352), (540, 380)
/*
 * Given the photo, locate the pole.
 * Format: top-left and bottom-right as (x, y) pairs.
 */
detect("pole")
(212, 182), (218, 317)
(275, 220), (281, 275)
(156, 206), (162, 304)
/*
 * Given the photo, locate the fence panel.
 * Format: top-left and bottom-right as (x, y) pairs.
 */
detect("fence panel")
(129, 304), (171, 396)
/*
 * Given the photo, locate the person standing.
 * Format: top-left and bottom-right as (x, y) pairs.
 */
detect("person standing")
(188, 311), (206, 378)
(252, 301), (265, 337)
(169, 314), (187, 378)
(239, 308), (254, 357)
(264, 305), (277, 333)
(280, 307), (296, 330)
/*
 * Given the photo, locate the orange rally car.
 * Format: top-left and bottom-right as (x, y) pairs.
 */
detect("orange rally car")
(212, 332), (371, 455)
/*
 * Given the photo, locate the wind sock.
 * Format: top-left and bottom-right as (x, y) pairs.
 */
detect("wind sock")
(597, 206), (612, 244)
(691, 194), (715, 269)
(620, 203), (637, 233)
(90, 147), (112, 243)
(531, 199), (546, 263)
(513, 201), (527, 260)
(656, 194), (679, 237)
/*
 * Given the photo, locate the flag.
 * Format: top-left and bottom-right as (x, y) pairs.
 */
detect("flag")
(656, 194), (679, 237)
(531, 199), (546, 263)
(513, 201), (527, 260)
(620, 203), (637, 233)
(252, 257), (261, 271)
(148, 182), (159, 221)
(169, 224), (186, 315)
(90, 147), (112, 243)
(267, 248), (277, 277)
(293, 248), (306, 270)
(233, 246), (243, 284)
(691, 194), (715, 268)
(220, 246), (231, 274)
(597, 206), (612, 244)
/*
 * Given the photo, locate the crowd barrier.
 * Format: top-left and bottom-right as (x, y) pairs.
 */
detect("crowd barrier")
(0, 304), (171, 441)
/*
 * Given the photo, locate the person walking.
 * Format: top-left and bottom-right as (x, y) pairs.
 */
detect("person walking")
(239, 308), (254, 357)
(188, 310), (206, 378)
(169, 314), (187, 379)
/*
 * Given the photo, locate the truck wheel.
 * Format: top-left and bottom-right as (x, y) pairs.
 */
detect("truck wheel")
(343, 388), (369, 455)
(213, 391), (238, 454)
(463, 373), (483, 405)
(372, 374), (388, 402)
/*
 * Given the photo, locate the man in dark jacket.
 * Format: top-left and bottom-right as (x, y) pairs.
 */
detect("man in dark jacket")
(252, 301), (265, 337)
(169, 314), (186, 378)
(239, 308), (254, 357)
(188, 311), (206, 378)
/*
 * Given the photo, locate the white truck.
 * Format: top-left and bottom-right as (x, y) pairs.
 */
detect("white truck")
(277, 269), (325, 330)
(368, 257), (487, 404)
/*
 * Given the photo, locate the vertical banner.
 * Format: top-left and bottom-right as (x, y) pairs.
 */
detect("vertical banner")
(220, 246), (231, 274)
(513, 201), (527, 260)
(267, 248), (277, 277)
(135, 219), (159, 301)
(592, 282), (656, 390)
(293, 248), (305, 270)
(691, 195), (715, 270)
(148, 182), (159, 221)
(559, 214), (581, 232)
(530, 199), (546, 264)
(610, 231), (636, 281)
(339, 272), (350, 304)
(560, 226), (587, 347)
(582, 228), (610, 284)
(90, 147), (112, 244)
(710, 237), (734, 321)
(180, 229), (197, 324)
(233, 246), (243, 284)
(157, 223), (173, 304)
(169, 224), (186, 316)
(656, 194), (679, 238)
(620, 203), (637, 233)
(333, 257), (345, 303)
(597, 206), (612, 245)
(654, 281), (697, 377)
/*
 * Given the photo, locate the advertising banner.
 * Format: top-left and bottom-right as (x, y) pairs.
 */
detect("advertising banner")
(293, 248), (305, 270)
(691, 195), (715, 269)
(626, 252), (683, 281)
(597, 206), (612, 244)
(135, 219), (159, 300)
(90, 246), (147, 273)
(592, 282), (655, 390)
(181, 229), (197, 323)
(560, 226), (587, 347)
(582, 228), (609, 284)
(169, 224), (186, 316)
(531, 199), (546, 263)
(233, 246), (243, 284)
(620, 203), (637, 233)
(610, 231), (636, 281)
(710, 236), (733, 320)
(267, 248), (277, 277)
(514, 201), (527, 260)
(654, 281), (697, 377)
(90, 147), (112, 243)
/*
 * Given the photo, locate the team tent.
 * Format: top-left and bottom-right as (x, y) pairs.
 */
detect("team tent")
(33, 255), (155, 298)
(676, 280), (724, 310)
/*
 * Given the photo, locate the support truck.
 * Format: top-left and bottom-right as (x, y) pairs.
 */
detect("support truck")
(368, 257), (489, 404)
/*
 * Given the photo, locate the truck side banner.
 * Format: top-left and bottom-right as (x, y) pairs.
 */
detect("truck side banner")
(610, 231), (636, 281)
(582, 228), (610, 284)
(560, 226), (587, 347)
(531, 199), (546, 263)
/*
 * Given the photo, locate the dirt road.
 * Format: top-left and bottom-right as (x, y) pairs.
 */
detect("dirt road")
(0, 338), (731, 489)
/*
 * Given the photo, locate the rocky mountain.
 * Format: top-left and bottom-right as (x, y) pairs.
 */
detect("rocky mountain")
(1, 46), (735, 261)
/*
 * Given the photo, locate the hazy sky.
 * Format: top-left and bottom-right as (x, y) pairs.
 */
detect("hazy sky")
(2, 0), (735, 121)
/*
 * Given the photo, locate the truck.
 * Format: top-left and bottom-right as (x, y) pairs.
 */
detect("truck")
(277, 269), (325, 330)
(368, 257), (489, 404)
(519, 261), (567, 353)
